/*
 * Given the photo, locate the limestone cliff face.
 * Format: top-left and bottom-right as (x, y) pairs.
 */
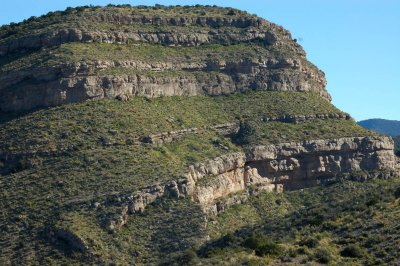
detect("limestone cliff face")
(246, 136), (396, 190)
(0, 61), (327, 112)
(109, 136), (396, 230)
(0, 6), (329, 113)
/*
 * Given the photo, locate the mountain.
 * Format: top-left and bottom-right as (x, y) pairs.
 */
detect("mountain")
(0, 5), (399, 265)
(358, 118), (400, 136)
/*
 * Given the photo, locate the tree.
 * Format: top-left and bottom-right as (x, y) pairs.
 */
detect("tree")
(233, 120), (257, 145)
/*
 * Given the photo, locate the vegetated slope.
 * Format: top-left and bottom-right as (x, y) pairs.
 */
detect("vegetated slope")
(0, 4), (397, 266)
(0, 91), (374, 265)
(195, 178), (400, 265)
(358, 118), (400, 136)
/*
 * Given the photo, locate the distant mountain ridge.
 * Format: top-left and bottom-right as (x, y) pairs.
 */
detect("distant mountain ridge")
(358, 118), (400, 136)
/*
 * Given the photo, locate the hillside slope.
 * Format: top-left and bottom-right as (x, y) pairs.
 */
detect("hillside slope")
(0, 5), (398, 265)
(358, 118), (400, 136)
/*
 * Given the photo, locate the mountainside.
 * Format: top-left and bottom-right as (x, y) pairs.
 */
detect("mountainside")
(0, 5), (399, 265)
(0, 5), (330, 113)
(358, 118), (400, 136)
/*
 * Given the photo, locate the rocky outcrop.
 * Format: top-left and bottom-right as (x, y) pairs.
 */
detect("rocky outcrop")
(141, 128), (199, 146)
(86, 13), (267, 29)
(108, 135), (396, 230)
(0, 57), (328, 112)
(246, 136), (396, 189)
(263, 113), (352, 123)
(140, 123), (237, 146)
(108, 153), (277, 230)
(0, 26), (282, 56)
(192, 167), (281, 214)
(396, 157), (400, 174)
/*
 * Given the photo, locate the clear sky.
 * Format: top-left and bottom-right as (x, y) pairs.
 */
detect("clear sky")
(1, 0), (399, 121)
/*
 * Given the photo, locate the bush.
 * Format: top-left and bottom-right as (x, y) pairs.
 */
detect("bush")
(222, 232), (239, 246)
(233, 120), (257, 145)
(340, 244), (365, 258)
(314, 248), (331, 264)
(299, 211), (325, 226)
(227, 9), (236, 16)
(394, 187), (400, 199)
(243, 234), (283, 257)
(366, 196), (379, 206)
(65, 7), (74, 14)
(176, 249), (198, 264)
(299, 237), (319, 248)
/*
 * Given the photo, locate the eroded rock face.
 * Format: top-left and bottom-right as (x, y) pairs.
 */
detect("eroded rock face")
(246, 136), (397, 189)
(108, 136), (396, 230)
(0, 57), (328, 112)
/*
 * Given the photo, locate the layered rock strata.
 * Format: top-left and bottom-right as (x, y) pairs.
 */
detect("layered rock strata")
(108, 153), (277, 230)
(246, 136), (396, 190)
(0, 58), (328, 113)
(108, 135), (396, 230)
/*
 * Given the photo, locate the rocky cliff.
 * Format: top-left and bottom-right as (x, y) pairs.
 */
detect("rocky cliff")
(0, 5), (329, 113)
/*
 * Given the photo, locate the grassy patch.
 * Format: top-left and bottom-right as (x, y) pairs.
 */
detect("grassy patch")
(242, 119), (374, 146)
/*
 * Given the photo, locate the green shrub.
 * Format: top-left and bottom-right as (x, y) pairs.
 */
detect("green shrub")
(299, 237), (319, 248)
(303, 212), (325, 226)
(227, 9), (236, 16)
(366, 196), (379, 206)
(314, 248), (332, 264)
(340, 244), (365, 258)
(394, 187), (400, 199)
(222, 232), (239, 246)
(178, 249), (198, 264)
(233, 120), (257, 145)
(243, 234), (283, 257)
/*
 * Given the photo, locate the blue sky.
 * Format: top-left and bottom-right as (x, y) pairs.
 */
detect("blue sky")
(1, 0), (399, 121)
